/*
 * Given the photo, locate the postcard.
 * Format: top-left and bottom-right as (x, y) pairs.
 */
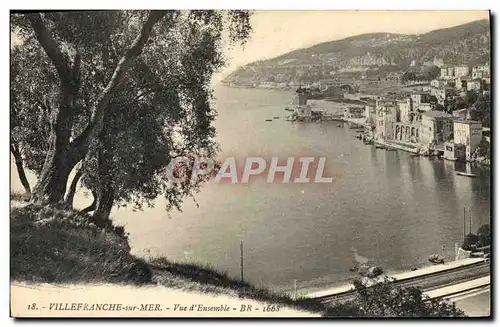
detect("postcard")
(10, 9), (491, 318)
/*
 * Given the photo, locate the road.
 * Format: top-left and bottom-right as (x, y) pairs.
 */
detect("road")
(314, 261), (490, 305)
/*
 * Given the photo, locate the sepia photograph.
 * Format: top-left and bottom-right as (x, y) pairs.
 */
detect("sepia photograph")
(9, 8), (492, 319)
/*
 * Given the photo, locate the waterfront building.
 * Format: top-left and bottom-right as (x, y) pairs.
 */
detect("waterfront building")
(308, 99), (345, 112)
(397, 97), (412, 123)
(375, 100), (397, 141)
(420, 111), (454, 148)
(296, 92), (308, 105)
(290, 92), (312, 117)
(343, 106), (364, 119)
(394, 122), (421, 143)
(453, 120), (483, 161)
(365, 105), (376, 125)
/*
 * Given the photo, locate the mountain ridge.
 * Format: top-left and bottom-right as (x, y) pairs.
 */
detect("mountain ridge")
(224, 19), (490, 85)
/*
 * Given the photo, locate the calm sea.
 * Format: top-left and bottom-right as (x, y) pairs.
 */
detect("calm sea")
(11, 85), (491, 293)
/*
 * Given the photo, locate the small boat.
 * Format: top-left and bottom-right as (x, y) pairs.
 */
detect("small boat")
(265, 119), (273, 122)
(456, 172), (477, 178)
(273, 116), (279, 119)
(375, 144), (386, 150)
(410, 153), (420, 157)
(336, 124), (343, 127)
(284, 107), (294, 112)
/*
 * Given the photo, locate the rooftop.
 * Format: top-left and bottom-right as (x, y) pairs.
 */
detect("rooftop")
(454, 120), (482, 125)
(421, 111), (453, 119)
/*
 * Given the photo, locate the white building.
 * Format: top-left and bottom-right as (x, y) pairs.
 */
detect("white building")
(365, 105), (376, 125)
(411, 92), (432, 111)
(467, 79), (483, 91)
(419, 103), (433, 112)
(454, 66), (470, 78)
(472, 64), (490, 79)
(398, 98), (412, 123)
(375, 101), (396, 141)
(453, 120), (483, 161)
(430, 79), (447, 88)
(420, 111), (454, 147)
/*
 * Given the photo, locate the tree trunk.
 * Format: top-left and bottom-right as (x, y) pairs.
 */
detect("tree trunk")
(26, 12), (168, 205)
(10, 144), (31, 196)
(26, 13), (80, 204)
(64, 166), (84, 207)
(92, 140), (115, 227)
(30, 88), (79, 204)
(93, 185), (115, 228)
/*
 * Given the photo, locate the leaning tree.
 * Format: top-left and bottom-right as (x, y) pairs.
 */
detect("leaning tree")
(11, 10), (251, 223)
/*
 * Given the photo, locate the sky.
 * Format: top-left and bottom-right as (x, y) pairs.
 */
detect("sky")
(215, 10), (489, 81)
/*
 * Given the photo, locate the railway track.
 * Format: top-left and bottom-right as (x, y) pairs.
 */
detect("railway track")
(313, 261), (490, 305)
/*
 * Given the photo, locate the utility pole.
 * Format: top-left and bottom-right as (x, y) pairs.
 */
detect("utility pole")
(469, 207), (472, 235)
(463, 207), (466, 238)
(240, 240), (244, 282)
(294, 279), (297, 300)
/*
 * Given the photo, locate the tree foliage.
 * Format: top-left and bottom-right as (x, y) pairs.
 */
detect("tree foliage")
(462, 233), (480, 251)
(325, 279), (466, 317)
(462, 223), (490, 251)
(470, 93), (491, 127)
(11, 40), (53, 175)
(477, 224), (491, 247)
(421, 65), (441, 80)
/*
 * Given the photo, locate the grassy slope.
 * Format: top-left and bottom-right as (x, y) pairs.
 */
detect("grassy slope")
(10, 203), (326, 315)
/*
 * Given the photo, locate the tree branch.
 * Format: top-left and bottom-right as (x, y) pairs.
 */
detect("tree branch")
(70, 11), (173, 155)
(24, 13), (71, 82)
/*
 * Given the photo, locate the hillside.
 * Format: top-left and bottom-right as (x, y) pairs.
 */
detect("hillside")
(224, 19), (490, 86)
(10, 200), (467, 317)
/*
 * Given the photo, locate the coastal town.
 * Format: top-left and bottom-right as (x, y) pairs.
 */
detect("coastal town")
(271, 61), (491, 167)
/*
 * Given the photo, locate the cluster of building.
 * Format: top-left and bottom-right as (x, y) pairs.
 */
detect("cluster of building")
(434, 64), (490, 94)
(285, 61), (489, 162)
(365, 63), (490, 161)
(365, 92), (485, 162)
